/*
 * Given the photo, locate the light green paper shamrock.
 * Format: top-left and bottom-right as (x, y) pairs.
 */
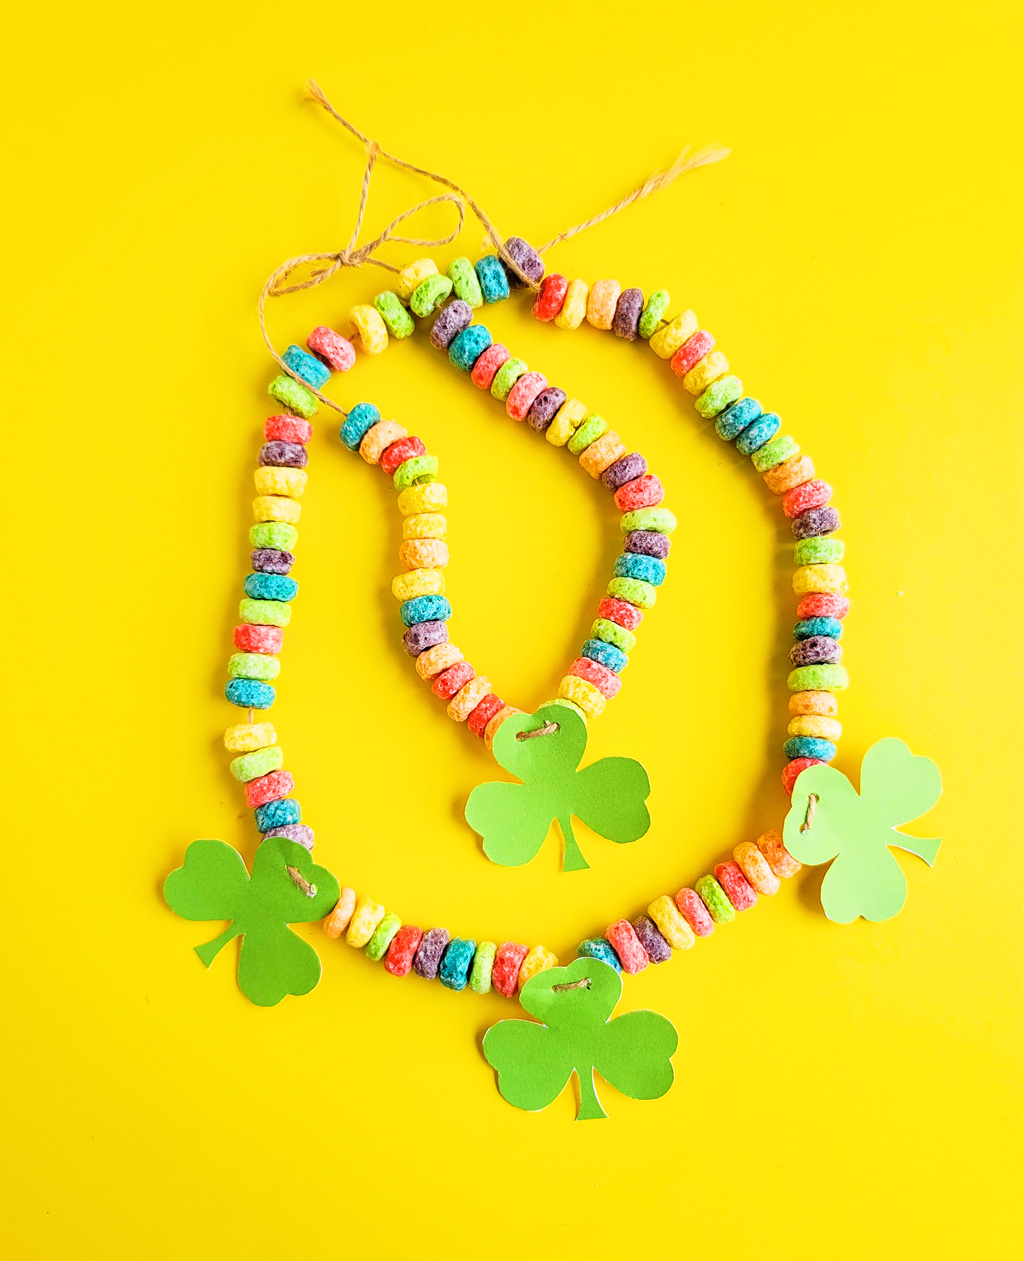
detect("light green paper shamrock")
(784, 737), (942, 923)
(464, 704), (651, 872)
(482, 957), (678, 1120)
(163, 836), (340, 1006)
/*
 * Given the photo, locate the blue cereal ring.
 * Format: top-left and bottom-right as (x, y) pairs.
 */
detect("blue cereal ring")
(225, 678), (275, 709)
(438, 938), (476, 991)
(282, 344), (330, 390)
(244, 572), (298, 602)
(715, 396), (762, 442)
(577, 938), (622, 973)
(582, 638), (628, 673)
(614, 553), (666, 586)
(794, 617), (843, 640)
(339, 402), (381, 451)
(736, 412), (781, 455)
(449, 324), (493, 371)
(254, 798), (301, 831)
(783, 736), (837, 762)
(475, 255), (510, 304)
(400, 595), (452, 627)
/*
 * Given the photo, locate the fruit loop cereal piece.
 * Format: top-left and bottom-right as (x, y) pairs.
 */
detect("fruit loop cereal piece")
(798, 592), (850, 620)
(793, 506), (841, 539)
(413, 927), (450, 979)
(449, 324), (492, 371)
(402, 617), (449, 656)
(782, 756), (824, 794)
(605, 919), (649, 975)
(269, 374), (317, 419)
(349, 304), (389, 355)
(391, 569), (445, 602)
(346, 896), (386, 948)
(393, 455), (439, 491)
(788, 690), (839, 717)
(570, 656), (622, 699)
(733, 841), (781, 896)
(410, 274), (453, 318)
(365, 912), (402, 962)
(793, 565), (848, 597)
(638, 290), (670, 340)
(695, 874), (735, 924)
(262, 822), (314, 849)
(586, 279), (621, 330)
(265, 417), (313, 448)
(567, 413), (608, 456)
(615, 475), (664, 512)
(613, 288), (644, 341)
(430, 299), (472, 350)
(783, 479), (832, 518)
(787, 662), (849, 692)
(518, 944), (558, 989)
(794, 537), (844, 568)
(490, 357), (529, 402)
(577, 938), (622, 972)
(446, 256), (484, 307)
(764, 453), (815, 495)
(467, 693), (505, 737)
(484, 706), (521, 753)
(307, 326), (355, 372)
(403, 512), (447, 541)
(242, 574), (297, 603)
(682, 350), (729, 396)
(225, 678), (275, 709)
(715, 396), (762, 441)
(234, 624), (283, 654)
(748, 436), (796, 476)
(790, 636), (842, 667)
(400, 538), (449, 571)
(400, 594), (452, 626)
(598, 596), (644, 631)
(546, 397), (588, 447)
(471, 342), (510, 389)
(384, 924), (423, 977)
(506, 371), (548, 420)
(259, 441), (307, 469)
(715, 861), (758, 911)
(554, 278), (589, 330)
(789, 714), (842, 741)
(281, 345), (325, 389)
(475, 255), (510, 304)
(592, 617), (637, 652)
(448, 674), (492, 722)
(615, 556), (667, 588)
(468, 940), (497, 993)
(624, 529), (670, 559)
(650, 310), (698, 359)
(432, 660), (474, 699)
(784, 735), (837, 762)
(360, 420), (408, 465)
(373, 291), (415, 339)
(580, 431), (626, 478)
(439, 938), (477, 991)
(230, 745), (283, 782)
(239, 598), (291, 627)
(648, 894), (696, 949)
(492, 942), (529, 996)
(607, 576), (657, 609)
(695, 376), (744, 419)
(619, 506), (677, 535)
(380, 436), (426, 476)
(323, 887), (357, 938)
(632, 915), (672, 963)
(338, 402), (380, 451)
(502, 237), (545, 290)
(224, 720), (277, 752)
(601, 452), (647, 491)
(245, 769), (293, 809)
(670, 329), (714, 379)
(254, 798), (300, 831)
(254, 466), (306, 498)
(229, 652), (280, 681)
(558, 674), (607, 716)
(527, 387), (568, 433)
(395, 257), (437, 302)
(415, 642), (464, 680)
(533, 274), (568, 321)
(735, 412), (781, 455)
(582, 639), (627, 674)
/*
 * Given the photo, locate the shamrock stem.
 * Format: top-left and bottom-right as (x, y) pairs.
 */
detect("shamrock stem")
(559, 816), (590, 872)
(575, 1069), (608, 1121)
(194, 924), (241, 968)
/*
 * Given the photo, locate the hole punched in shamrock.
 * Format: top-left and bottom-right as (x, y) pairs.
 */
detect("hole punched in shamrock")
(163, 836), (340, 1006)
(464, 704), (652, 872)
(783, 737), (942, 923)
(482, 957), (678, 1120)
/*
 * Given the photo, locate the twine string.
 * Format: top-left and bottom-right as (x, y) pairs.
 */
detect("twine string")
(286, 865), (318, 898)
(800, 793), (819, 833)
(551, 977), (593, 992)
(516, 721), (560, 741)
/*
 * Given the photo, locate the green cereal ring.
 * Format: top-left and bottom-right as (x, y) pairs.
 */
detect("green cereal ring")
(229, 744), (283, 783)
(567, 414), (609, 455)
(373, 290), (415, 338)
(638, 289), (670, 339)
(592, 617), (637, 653)
(410, 273), (453, 317)
(239, 598), (291, 628)
(250, 521), (298, 551)
(268, 373), (317, 419)
(795, 537), (844, 565)
(695, 374), (743, 419)
(446, 256), (484, 308)
(607, 576), (657, 609)
(228, 652), (280, 682)
(619, 507), (677, 535)
(752, 434), (799, 473)
(787, 663), (849, 693)
(468, 940), (497, 994)
(393, 454), (439, 491)
(695, 874), (736, 924)
(365, 912), (402, 962)
(490, 357), (528, 401)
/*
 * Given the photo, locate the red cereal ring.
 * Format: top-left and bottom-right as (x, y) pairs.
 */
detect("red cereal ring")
(432, 660), (475, 699)
(532, 274), (569, 322)
(264, 415), (313, 445)
(675, 888), (714, 936)
(471, 343), (510, 389)
(506, 371), (548, 420)
(492, 942), (529, 996)
(782, 756), (825, 794)
(714, 860), (758, 911)
(605, 919), (649, 974)
(597, 596), (644, 631)
(245, 769), (293, 809)
(569, 657), (622, 699)
(783, 479), (832, 519)
(467, 692), (505, 738)
(614, 474), (664, 512)
(233, 623), (283, 654)
(306, 325), (355, 372)
(797, 593), (850, 620)
(670, 329), (715, 378)
(380, 436), (426, 476)
(384, 924), (423, 977)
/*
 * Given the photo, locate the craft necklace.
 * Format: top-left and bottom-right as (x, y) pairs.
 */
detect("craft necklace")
(164, 82), (943, 1120)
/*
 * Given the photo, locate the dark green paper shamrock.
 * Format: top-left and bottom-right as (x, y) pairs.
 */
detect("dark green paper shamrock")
(464, 704), (651, 871)
(784, 737), (942, 923)
(482, 957), (678, 1120)
(163, 836), (340, 1006)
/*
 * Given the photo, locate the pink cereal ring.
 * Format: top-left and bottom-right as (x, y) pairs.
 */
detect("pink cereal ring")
(714, 860), (758, 911)
(306, 326), (355, 372)
(783, 479), (832, 519)
(532, 274), (568, 322)
(265, 415), (313, 445)
(597, 596), (644, 631)
(506, 371), (548, 421)
(245, 769), (293, 809)
(471, 343), (510, 389)
(569, 656), (622, 698)
(614, 474), (664, 512)
(492, 942), (529, 996)
(605, 919), (649, 974)
(380, 435), (426, 476)
(384, 924), (423, 977)
(670, 329), (715, 378)
(675, 887), (714, 936)
(782, 756), (825, 794)
(432, 660), (475, 700)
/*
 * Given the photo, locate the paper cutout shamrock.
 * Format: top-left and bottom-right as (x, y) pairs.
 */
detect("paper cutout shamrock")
(464, 704), (651, 872)
(482, 957), (677, 1120)
(163, 836), (340, 1006)
(784, 737), (942, 923)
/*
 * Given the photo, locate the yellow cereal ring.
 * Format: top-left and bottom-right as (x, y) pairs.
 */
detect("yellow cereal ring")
(788, 714), (842, 740)
(793, 564), (848, 596)
(253, 495), (301, 524)
(518, 945), (559, 989)
(546, 397), (588, 447)
(360, 419), (408, 464)
(399, 538), (449, 570)
(448, 674), (492, 722)
(402, 512), (447, 541)
(733, 841), (781, 895)
(395, 257), (438, 302)
(649, 310), (698, 359)
(484, 705), (521, 752)
(348, 304), (389, 355)
(557, 674), (606, 716)
(554, 278), (589, 330)
(788, 690), (838, 717)
(648, 894), (696, 950)
(398, 481), (447, 515)
(392, 568), (445, 601)
(346, 895), (386, 947)
(416, 642), (463, 680)
(682, 350), (730, 396)
(586, 279), (621, 330)
(254, 466), (307, 498)
(580, 431), (627, 478)
(223, 721), (276, 753)
(323, 887), (357, 938)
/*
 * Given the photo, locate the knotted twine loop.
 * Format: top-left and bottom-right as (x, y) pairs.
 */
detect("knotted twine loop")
(260, 78), (730, 417)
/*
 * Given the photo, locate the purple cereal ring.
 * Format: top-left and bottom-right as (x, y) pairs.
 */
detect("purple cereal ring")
(413, 926), (450, 979)
(624, 529), (671, 559)
(259, 441), (308, 469)
(632, 914), (672, 963)
(601, 452), (647, 492)
(402, 620), (450, 657)
(261, 823), (315, 850)
(792, 506), (841, 539)
(789, 636), (842, 667)
(251, 548), (294, 576)
(502, 237), (545, 290)
(612, 288), (644, 341)
(527, 386), (568, 432)
(430, 301), (473, 350)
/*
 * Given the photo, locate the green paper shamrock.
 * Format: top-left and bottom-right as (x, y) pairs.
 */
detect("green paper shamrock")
(784, 737), (942, 923)
(464, 704), (651, 872)
(163, 836), (340, 1006)
(482, 957), (678, 1120)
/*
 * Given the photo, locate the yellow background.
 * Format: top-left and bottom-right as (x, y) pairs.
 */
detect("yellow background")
(3, 1), (1022, 1256)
